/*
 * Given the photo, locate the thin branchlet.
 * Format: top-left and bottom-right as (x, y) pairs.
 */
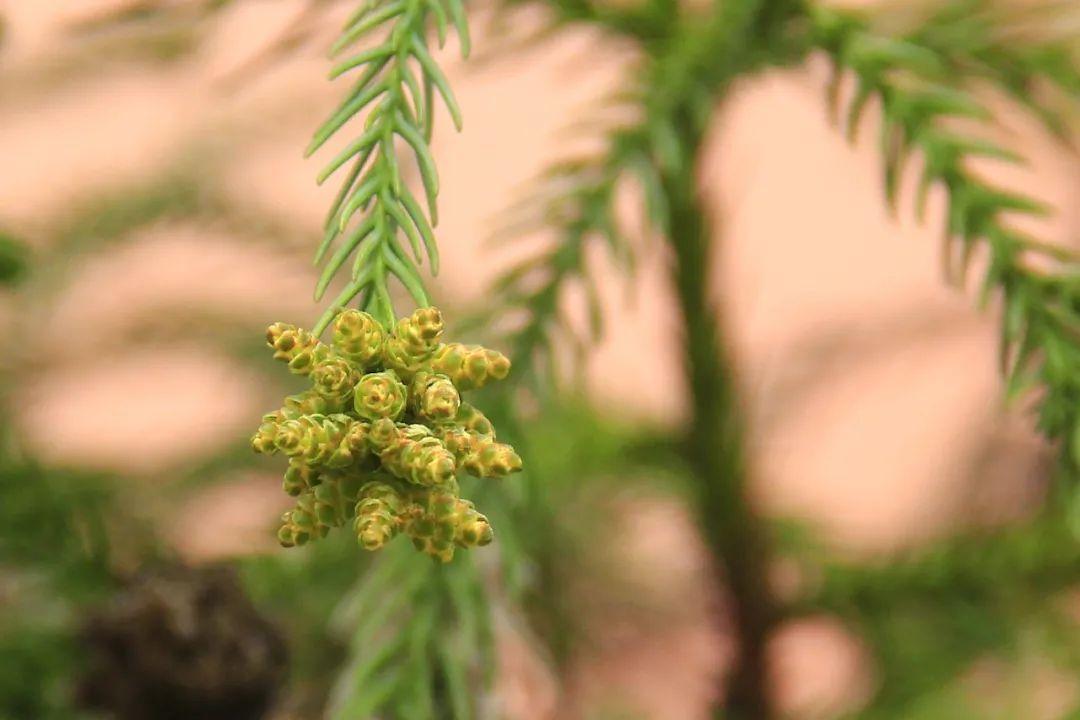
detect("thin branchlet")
(477, 97), (659, 389)
(309, 0), (469, 333)
(812, 3), (1080, 474)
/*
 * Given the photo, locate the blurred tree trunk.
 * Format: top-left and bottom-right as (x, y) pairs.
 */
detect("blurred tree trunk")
(662, 99), (778, 720)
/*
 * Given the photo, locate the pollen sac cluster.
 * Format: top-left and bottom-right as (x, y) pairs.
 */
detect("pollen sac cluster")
(252, 307), (521, 562)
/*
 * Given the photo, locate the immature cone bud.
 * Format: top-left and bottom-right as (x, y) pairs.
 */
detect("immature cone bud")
(312, 474), (364, 529)
(354, 481), (405, 551)
(274, 415), (354, 468)
(251, 413), (283, 454)
(455, 403), (495, 437)
(311, 355), (359, 403)
(412, 438), (457, 487)
(439, 427), (476, 464)
(266, 323), (323, 376)
(438, 428), (521, 479)
(283, 390), (342, 417)
(405, 488), (459, 562)
(454, 500), (494, 547)
(366, 417), (400, 453)
(332, 310), (384, 368)
(401, 423), (434, 441)
(396, 307), (444, 355)
(290, 416), (327, 462)
(283, 460), (320, 496)
(273, 418), (305, 456)
(342, 421), (370, 463)
(321, 415), (361, 469)
(278, 493), (324, 547)
(462, 437), (523, 479)
(382, 339), (429, 381)
(429, 343), (511, 391)
(411, 373), (461, 421)
(353, 371), (407, 421)
(381, 433), (456, 487)
(381, 308), (445, 379)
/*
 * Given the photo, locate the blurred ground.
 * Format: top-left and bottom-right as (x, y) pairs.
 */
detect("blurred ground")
(1, 1), (1077, 718)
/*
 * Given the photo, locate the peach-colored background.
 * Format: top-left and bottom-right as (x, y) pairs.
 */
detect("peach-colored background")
(1, 1), (1077, 718)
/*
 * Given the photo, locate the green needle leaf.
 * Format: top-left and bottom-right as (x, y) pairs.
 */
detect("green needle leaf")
(342, 0), (379, 32)
(317, 125), (382, 183)
(383, 244), (430, 306)
(381, 190), (425, 264)
(329, 46), (394, 79)
(411, 34), (463, 130)
(324, 147), (374, 230)
(437, 636), (471, 720)
(398, 61), (428, 130)
(400, 185), (439, 273)
(314, 267), (374, 336)
(337, 174), (383, 231)
(393, 113), (440, 221)
(445, 0), (470, 58)
(426, 0), (448, 48)
(307, 81), (387, 157)
(330, 1), (406, 57)
(316, 219), (378, 299)
(422, 75), (435, 140)
(353, 211), (385, 279)
(381, 132), (402, 196)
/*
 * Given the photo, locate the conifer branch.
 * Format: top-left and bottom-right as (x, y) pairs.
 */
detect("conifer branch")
(309, 0), (469, 333)
(793, 506), (1080, 715)
(485, 112), (659, 385)
(327, 547), (491, 719)
(875, 0), (1080, 141)
(482, 0), (804, 383)
(812, 5), (1080, 485)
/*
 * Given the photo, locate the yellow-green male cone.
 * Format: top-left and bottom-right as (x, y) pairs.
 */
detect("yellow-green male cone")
(311, 355), (359, 404)
(396, 307), (444, 356)
(454, 499), (494, 547)
(273, 414), (356, 468)
(379, 427), (457, 487)
(354, 480), (406, 551)
(406, 488), (459, 562)
(353, 371), (407, 421)
(462, 437), (523, 478)
(283, 460), (320, 496)
(455, 403), (495, 437)
(410, 372), (461, 422)
(284, 389), (342, 417)
(257, 306), (521, 558)
(332, 309), (385, 368)
(383, 307), (444, 379)
(251, 412), (283, 454)
(266, 322), (324, 376)
(428, 343), (511, 391)
(311, 474), (364, 528)
(278, 492), (323, 547)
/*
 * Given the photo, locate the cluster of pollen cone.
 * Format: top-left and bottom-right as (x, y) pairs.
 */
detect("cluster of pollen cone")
(251, 307), (522, 562)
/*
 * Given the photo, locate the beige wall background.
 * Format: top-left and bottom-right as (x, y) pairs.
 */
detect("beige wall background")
(1, 1), (1077, 717)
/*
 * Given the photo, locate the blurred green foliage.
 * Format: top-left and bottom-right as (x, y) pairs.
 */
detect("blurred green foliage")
(0, 459), (127, 720)
(0, 232), (28, 286)
(800, 507), (1080, 718)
